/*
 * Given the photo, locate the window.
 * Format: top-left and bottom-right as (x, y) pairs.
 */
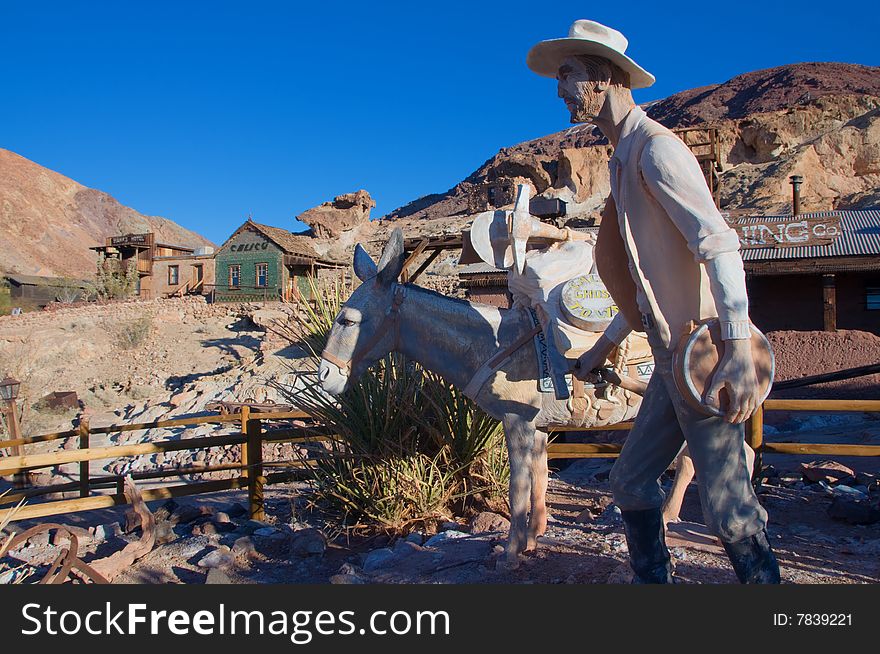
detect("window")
(168, 265), (179, 285)
(229, 264), (241, 289)
(867, 286), (880, 310)
(255, 263), (268, 288)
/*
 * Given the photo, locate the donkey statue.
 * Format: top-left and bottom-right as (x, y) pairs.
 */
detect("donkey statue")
(319, 228), (651, 563)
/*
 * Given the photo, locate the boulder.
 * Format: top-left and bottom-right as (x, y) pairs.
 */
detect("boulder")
(290, 528), (327, 557)
(362, 547), (395, 572)
(801, 460), (856, 484)
(297, 190), (375, 239)
(469, 512), (511, 534)
(198, 547), (234, 569)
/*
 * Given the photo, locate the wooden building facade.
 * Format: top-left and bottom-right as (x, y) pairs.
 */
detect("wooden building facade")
(213, 219), (342, 303)
(90, 233), (215, 299)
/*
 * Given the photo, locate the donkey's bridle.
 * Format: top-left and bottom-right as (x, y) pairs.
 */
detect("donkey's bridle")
(322, 283), (407, 375)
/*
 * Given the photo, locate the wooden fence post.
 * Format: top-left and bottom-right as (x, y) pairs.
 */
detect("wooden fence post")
(78, 415), (90, 498)
(246, 415), (265, 521)
(239, 405), (250, 487)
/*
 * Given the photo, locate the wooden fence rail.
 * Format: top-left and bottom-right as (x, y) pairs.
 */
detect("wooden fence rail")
(1, 399), (879, 522)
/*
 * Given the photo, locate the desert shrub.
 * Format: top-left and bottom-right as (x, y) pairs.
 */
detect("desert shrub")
(110, 315), (153, 350)
(90, 254), (139, 300)
(0, 278), (11, 315)
(278, 275), (508, 534)
(53, 278), (88, 304)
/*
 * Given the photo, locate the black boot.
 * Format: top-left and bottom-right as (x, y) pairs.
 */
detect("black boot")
(721, 529), (781, 584)
(620, 508), (674, 584)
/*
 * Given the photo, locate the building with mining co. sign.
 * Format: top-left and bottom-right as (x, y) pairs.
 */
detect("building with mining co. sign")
(734, 210), (880, 334)
(456, 209), (880, 336)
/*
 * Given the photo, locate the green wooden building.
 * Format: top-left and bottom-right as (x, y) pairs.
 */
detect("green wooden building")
(214, 219), (342, 302)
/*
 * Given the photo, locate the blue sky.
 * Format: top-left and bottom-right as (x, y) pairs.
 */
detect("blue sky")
(1, 1), (877, 245)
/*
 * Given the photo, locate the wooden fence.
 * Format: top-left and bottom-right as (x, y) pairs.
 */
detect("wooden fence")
(0, 406), (325, 523)
(1, 399), (879, 523)
(546, 398), (880, 460)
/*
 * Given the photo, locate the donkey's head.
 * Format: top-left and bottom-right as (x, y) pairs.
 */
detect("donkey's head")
(319, 228), (406, 395)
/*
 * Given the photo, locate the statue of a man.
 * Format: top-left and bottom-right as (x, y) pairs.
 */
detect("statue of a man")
(527, 20), (780, 583)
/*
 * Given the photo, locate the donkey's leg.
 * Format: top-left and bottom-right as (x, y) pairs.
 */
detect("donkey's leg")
(662, 441), (756, 528)
(502, 414), (535, 564)
(527, 429), (549, 551)
(662, 445), (695, 526)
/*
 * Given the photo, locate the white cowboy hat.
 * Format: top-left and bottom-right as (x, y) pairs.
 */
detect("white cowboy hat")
(527, 20), (655, 89)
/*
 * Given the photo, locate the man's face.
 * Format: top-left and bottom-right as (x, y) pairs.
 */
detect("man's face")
(556, 56), (607, 124)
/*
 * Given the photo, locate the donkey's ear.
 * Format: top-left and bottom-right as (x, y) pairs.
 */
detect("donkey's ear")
(377, 228), (405, 285)
(353, 244), (378, 282)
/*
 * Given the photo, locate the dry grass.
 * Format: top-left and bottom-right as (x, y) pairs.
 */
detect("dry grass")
(0, 495), (28, 584)
(108, 314), (154, 350)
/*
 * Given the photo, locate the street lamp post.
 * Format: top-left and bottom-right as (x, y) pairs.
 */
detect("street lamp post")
(0, 375), (26, 489)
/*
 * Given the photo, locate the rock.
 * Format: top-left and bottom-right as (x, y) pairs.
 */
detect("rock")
(198, 547), (234, 569)
(827, 497), (880, 525)
(330, 574), (365, 585)
(192, 522), (219, 537)
(245, 519), (271, 533)
(819, 481), (870, 500)
(337, 562), (360, 576)
(469, 512), (511, 534)
(574, 508), (595, 523)
(404, 532), (424, 545)
(424, 530), (470, 547)
(214, 511), (232, 524)
(606, 563), (635, 584)
(93, 522), (123, 542)
(297, 190), (375, 239)
(250, 309), (288, 330)
(595, 504), (622, 526)
(290, 528), (327, 557)
(801, 460), (856, 484)
(212, 520), (237, 533)
(169, 389), (198, 409)
(154, 522), (177, 545)
(170, 504), (202, 525)
(232, 536), (258, 560)
(252, 531), (290, 558)
(154, 501), (177, 523)
(253, 527), (278, 537)
(223, 502), (248, 518)
(362, 548), (395, 572)
(438, 521), (464, 532)
(392, 540), (423, 558)
(205, 568), (233, 584)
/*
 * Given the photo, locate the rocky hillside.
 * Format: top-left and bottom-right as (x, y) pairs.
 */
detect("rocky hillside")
(382, 62), (880, 233)
(0, 149), (214, 278)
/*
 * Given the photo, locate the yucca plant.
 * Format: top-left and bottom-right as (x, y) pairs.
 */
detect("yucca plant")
(278, 273), (509, 534)
(282, 273), (351, 358)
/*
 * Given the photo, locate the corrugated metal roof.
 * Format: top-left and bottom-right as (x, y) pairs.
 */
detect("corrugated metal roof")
(457, 211), (880, 276)
(736, 210), (880, 261)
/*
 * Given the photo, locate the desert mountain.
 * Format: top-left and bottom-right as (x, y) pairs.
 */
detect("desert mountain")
(0, 149), (214, 278)
(381, 62), (880, 236)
